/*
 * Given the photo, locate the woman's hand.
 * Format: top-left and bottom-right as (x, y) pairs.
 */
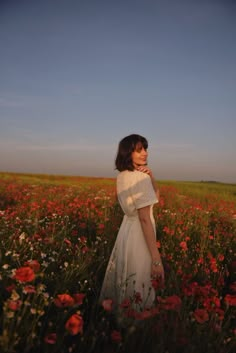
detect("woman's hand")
(151, 261), (165, 282)
(136, 165), (153, 178)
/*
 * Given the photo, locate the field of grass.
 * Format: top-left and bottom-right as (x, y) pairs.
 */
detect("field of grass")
(0, 172), (235, 353)
(158, 179), (236, 203)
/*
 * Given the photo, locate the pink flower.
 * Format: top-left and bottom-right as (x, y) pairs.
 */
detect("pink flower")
(23, 285), (36, 294)
(120, 298), (131, 309)
(8, 300), (22, 311)
(24, 260), (40, 272)
(102, 299), (113, 311)
(180, 241), (188, 251)
(44, 333), (57, 344)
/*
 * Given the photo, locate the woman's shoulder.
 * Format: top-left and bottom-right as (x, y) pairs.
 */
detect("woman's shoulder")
(117, 170), (132, 181)
(117, 170), (149, 182)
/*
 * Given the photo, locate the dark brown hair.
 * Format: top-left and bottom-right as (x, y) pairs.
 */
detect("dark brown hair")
(115, 134), (148, 171)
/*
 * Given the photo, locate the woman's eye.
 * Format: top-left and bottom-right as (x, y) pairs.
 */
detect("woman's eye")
(135, 145), (147, 153)
(136, 148), (142, 152)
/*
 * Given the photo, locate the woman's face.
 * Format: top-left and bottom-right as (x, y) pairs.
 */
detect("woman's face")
(131, 143), (148, 168)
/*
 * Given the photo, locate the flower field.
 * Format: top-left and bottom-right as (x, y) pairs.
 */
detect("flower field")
(0, 173), (235, 353)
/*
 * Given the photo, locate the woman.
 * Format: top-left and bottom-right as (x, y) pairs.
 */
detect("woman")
(100, 134), (164, 311)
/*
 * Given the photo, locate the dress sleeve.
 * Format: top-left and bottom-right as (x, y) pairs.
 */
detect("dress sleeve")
(130, 171), (158, 209)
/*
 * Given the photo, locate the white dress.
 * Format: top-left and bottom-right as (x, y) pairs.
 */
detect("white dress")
(99, 170), (158, 310)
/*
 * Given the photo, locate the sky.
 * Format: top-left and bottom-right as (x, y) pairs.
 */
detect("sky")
(0, 0), (236, 183)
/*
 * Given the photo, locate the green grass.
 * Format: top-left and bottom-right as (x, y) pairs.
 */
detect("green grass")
(158, 180), (236, 203)
(0, 172), (115, 187)
(1, 172), (236, 203)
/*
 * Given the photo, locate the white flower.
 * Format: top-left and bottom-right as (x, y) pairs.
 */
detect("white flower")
(6, 311), (14, 319)
(41, 261), (48, 267)
(11, 290), (20, 301)
(19, 232), (26, 242)
(37, 284), (46, 292)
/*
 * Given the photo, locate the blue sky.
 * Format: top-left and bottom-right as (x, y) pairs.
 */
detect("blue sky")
(0, 0), (235, 182)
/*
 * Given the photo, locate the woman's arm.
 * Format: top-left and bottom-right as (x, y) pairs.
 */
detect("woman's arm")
(138, 205), (164, 281)
(150, 175), (160, 201)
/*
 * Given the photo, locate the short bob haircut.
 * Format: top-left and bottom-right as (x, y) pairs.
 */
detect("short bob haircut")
(115, 134), (148, 172)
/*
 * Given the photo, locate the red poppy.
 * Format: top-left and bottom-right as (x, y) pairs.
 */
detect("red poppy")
(182, 282), (198, 296)
(54, 294), (75, 307)
(193, 308), (209, 324)
(151, 277), (164, 290)
(202, 295), (221, 311)
(217, 254), (224, 262)
(224, 294), (236, 306)
(197, 257), (204, 265)
(82, 246), (89, 254)
(98, 223), (105, 232)
(65, 313), (83, 335)
(64, 238), (72, 246)
(214, 308), (225, 321)
(24, 260), (40, 273)
(158, 295), (182, 311)
(163, 226), (174, 236)
(79, 236), (87, 243)
(71, 229), (78, 236)
(151, 279), (159, 290)
(14, 266), (35, 283)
